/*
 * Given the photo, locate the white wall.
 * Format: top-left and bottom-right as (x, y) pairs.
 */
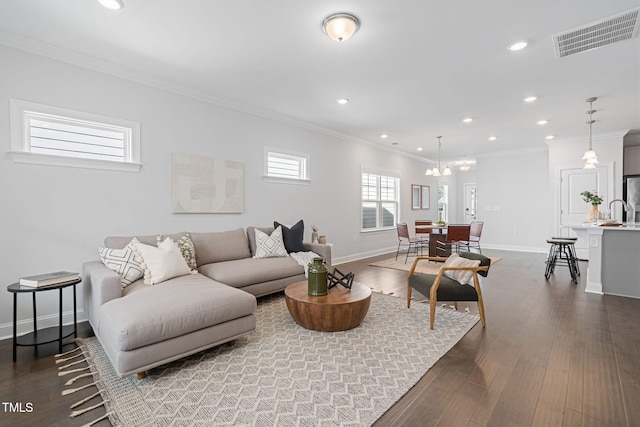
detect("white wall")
(0, 45), (435, 337)
(475, 147), (550, 252)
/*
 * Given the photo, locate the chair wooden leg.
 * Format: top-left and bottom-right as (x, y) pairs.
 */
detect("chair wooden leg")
(473, 272), (486, 328)
(429, 297), (437, 330)
(453, 301), (458, 310)
(407, 286), (412, 308)
(137, 372), (146, 380)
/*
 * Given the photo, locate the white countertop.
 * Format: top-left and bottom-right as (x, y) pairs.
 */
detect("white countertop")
(568, 223), (640, 232)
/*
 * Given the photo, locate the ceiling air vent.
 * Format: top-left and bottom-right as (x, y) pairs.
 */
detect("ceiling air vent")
(553, 8), (640, 58)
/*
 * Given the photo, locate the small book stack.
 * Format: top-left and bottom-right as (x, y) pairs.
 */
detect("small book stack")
(19, 271), (80, 288)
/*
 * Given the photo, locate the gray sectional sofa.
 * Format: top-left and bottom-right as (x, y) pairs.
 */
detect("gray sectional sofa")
(83, 226), (331, 378)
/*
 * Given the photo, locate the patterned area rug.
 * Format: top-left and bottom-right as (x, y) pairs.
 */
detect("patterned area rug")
(67, 290), (479, 426)
(369, 256), (502, 274)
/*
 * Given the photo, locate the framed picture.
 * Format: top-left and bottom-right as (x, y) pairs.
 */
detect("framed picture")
(421, 185), (430, 209)
(411, 184), (421, 210)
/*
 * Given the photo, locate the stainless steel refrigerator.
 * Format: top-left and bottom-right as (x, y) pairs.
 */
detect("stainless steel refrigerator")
(624, 176), (640, 223)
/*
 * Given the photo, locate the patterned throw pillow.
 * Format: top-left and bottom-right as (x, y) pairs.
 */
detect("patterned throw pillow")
(253, 226), (288, 258)
(99, 237), (145, 287)
(157, 233), (198, 272)
(133, 238), (192, 285)
(442, 254), (481, 285)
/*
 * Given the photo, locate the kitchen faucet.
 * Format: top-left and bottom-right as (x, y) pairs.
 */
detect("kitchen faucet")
(608, 199), (629, 220)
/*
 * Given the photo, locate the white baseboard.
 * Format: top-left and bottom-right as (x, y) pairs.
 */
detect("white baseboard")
(0, 309), (87, 341)
(333, 247), (396, 265)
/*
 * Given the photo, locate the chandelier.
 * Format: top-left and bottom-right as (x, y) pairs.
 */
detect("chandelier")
(582, 97), (598, 169)
(425, 136), (452, 176)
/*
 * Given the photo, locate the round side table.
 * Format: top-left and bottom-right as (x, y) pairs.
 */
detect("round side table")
(7, 278), (81, 362)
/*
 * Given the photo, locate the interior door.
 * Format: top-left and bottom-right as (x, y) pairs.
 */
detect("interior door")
(559, 165), (609, 258)
(463, 183), (477, 223)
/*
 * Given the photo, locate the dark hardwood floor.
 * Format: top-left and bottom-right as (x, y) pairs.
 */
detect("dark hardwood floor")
(1, 249), (639, 426)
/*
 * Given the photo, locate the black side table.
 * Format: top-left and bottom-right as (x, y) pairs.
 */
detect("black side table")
(7, 278), (81, 362)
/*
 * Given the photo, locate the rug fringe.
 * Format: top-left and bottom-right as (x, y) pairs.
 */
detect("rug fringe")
(70, 400), (109, 418)
(59, 366), (90, 376)
(58, 359), (86, 370)
(62, 381), (98, 395)
(55, 346), (81, 358)
(81, 411), (113, 427)
(70, 390), (101, 409)
(56, 352), (85, 363)
(66, 372), (93, 385)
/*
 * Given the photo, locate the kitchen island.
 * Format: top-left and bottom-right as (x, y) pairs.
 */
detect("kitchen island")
(569, 224), (640, 298)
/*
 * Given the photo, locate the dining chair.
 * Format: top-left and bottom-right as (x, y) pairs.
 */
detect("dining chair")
(407, 252), (491, 329)
(396, 223), (426, 263)
(435, 224), (470, 256)
(414, 220), (433, 241)
(462, 221), (484, 253)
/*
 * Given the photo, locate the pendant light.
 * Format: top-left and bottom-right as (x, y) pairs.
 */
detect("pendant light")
(582, 97), (598, 169)
(425, 136), (452, 176)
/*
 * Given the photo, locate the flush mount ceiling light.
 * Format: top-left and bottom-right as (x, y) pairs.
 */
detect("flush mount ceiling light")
(463, 117), (473, 123)
(98, 0), (124, 10)
(488, 136), (497, 141)
(508, 40), (528, 51)
(582, 97), (599, 169)
(336, 98), (349, 105)
(537, 120), (549, 125)
(524, 96), (538, 103)
(546, 135), (555, 140)
(425, 136), (452, 177)
(322, 13), (360, 43)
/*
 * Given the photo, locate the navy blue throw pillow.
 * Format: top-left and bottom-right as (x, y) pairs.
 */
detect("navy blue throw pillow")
(274, 220), (306, 253)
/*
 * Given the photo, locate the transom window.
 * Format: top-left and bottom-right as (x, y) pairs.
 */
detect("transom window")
(361, 170), (399, 231)
(10, 99), (141, 172)
(264, 148), (309, 183)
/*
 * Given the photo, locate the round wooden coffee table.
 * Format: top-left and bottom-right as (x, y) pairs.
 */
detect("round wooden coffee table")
(284, 281), (372, 332)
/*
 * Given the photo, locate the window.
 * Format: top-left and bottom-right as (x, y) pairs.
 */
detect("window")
(264, 148), (309, 183)
(361, 170), (399, 230)
(10, 99), (141, 172)
(438, 184), (449, 223)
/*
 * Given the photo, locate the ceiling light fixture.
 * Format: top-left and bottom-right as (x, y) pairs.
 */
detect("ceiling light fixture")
(417, 147), (423, 151)
(425, 136), (452, 177)
(488, 136), (497, 141)
(582, 97), (599, 169)
(463, 117), (473, 123)
(322, 13), (360, 43)
(459, 162), (471, 171)
(98, 0), (124, 10)
(537, 120), (549, 125)
(336, 98), (349, 105)
(524, 96), (537, 103)
(508, 40), (528, 51)
(380, 133), (388, 139)
(545, 135), (555, 140)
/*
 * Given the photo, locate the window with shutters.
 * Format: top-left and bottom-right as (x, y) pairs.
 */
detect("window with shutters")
(10, 99), (141, 172)
(361, 170), (399, 231)
(264, 148), (310, 183)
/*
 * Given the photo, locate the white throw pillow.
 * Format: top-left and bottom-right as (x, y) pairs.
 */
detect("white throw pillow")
(253, 226), (288, 258)
(442, 254), (481, 285)
(133, 237), (192, 285)
(99, 237), (144, 287)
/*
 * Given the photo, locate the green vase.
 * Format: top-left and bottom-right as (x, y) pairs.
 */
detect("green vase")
(308, 257), (328, 296)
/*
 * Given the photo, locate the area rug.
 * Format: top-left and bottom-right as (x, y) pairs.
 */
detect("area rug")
(63, 290), (479, 426)
(369, 255), (502, 274)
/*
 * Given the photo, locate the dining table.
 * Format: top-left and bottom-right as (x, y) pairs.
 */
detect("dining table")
(415, 224), (450, 256)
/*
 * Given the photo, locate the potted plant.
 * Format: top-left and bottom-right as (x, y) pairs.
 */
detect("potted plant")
(580, 190), (604, 221)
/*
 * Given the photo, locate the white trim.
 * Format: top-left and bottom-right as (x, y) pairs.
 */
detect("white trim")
(9, 98), (142, 172)
(0, 309), (87, 341)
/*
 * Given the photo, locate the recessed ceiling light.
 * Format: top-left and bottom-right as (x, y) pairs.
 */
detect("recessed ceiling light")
(380, 133), (388, 139)
(523, 96), (537, 103)
(488, 136), (497, 141)
(336, 98), (349, 105)
(508, 41), (528, 51)
(537, 120), (549, 125)
(417, 147), (423, 151)
(463, 117), (473, 123)
(545, 135), (555, 140)
(98, 0), (124, 10)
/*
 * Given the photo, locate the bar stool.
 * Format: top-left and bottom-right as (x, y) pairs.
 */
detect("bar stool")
(545, 238), (580, 284)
